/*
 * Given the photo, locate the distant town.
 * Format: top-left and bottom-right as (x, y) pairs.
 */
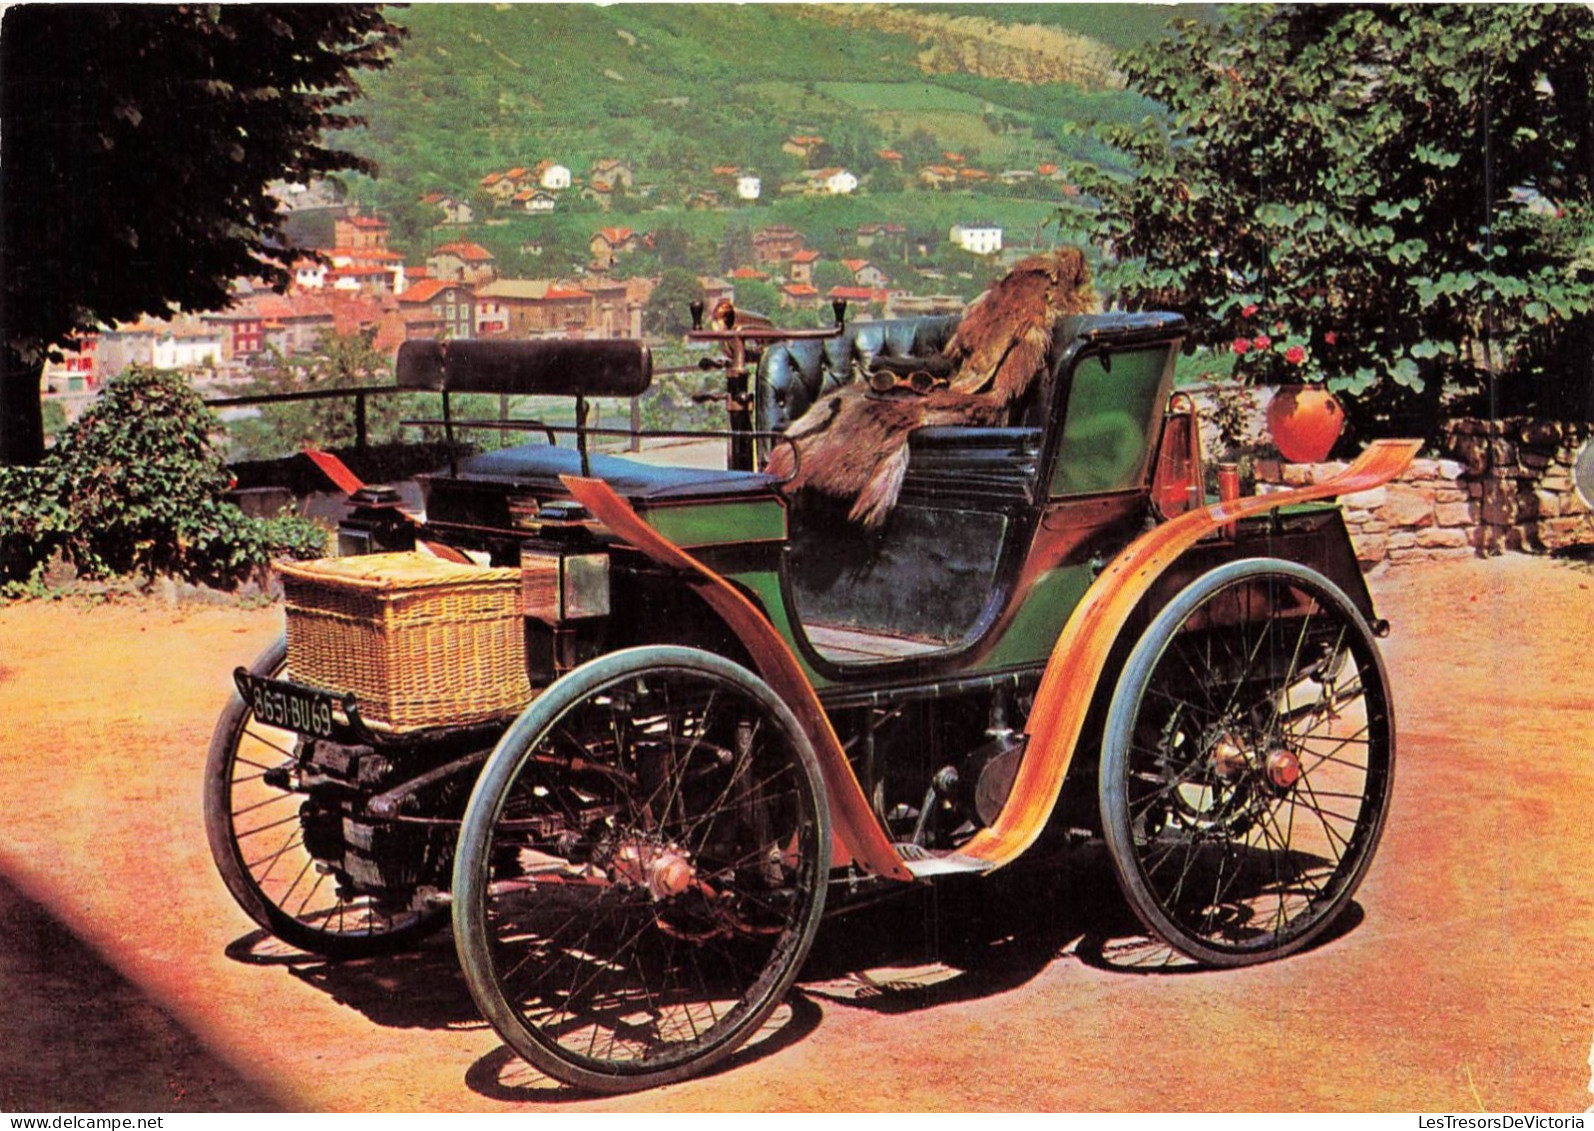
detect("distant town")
(42, 140), (1084, 421)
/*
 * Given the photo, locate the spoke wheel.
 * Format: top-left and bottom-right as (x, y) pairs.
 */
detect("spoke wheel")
(453, 647), (830, 1093)
(203, 638), (447, 957)
(1099, 559), (1395, 966)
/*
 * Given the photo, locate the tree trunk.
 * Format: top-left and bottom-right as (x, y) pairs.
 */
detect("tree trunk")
(2, 355), (47, 466)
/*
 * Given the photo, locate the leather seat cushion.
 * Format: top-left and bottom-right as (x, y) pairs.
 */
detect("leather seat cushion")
(756, 315), (961, 434)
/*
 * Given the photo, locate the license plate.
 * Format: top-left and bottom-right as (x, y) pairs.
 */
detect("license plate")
(234, 670), (365, 744)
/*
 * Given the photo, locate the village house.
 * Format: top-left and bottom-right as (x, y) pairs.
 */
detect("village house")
(590, 158), (635, 190)
(826, 285), (893, 316)
(950, 222), (1003, 255)
(201, 305), (267, 364)
(515, 188), (558, 214)
(472, 279), (595, 338)
(247, 294), (335, 357)
(779, 282), (820, 310)
(581, 181), (615, 211)
(841, 259), (890, 288)
(737, 175), (762, 202)
(535, 160), (572, 191)
(583, 276), (655, 339)
(420, 192), (475, 226)
(319, 213), (406, 295)
(808, 167), (858, 195)
(589, 227), (639, 270)
(428, 242), (497, 286)
(855, 222), (907, 249)
(291, 258), (328, 292)
(40, 336), (99, 394)
(397, 279), (475, 341)
(752, 225), (805, 266)
(788, 249), (821, 286)
(480, 172), (518, 206)
(918, 165), (959, 190)
(781, 134), (825, 161)
(98, 316), (225, 377)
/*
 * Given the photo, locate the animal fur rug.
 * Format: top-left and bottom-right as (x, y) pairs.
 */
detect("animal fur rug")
(764, 246), (1100, 528)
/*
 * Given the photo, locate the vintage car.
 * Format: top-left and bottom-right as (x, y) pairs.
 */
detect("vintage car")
(204, 300), (1417, 1092)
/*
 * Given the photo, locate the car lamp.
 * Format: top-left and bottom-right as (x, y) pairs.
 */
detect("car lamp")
(520, 545), (611, 622)
(337, 486), (416, 557)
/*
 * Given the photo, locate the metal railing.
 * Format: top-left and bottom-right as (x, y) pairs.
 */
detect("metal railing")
(204, 384), (405, 451)
(204, 384), (648, 453)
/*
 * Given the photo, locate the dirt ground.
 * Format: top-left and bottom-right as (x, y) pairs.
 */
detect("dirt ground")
(2, 553), (1592, 1113)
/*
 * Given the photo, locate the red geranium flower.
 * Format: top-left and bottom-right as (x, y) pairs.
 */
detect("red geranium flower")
(1323, 331), (1337, 345)
(1232, 337), (1251, 355)
(1285, 345), (1307, 365)
(1241, 304), (1259, 318)
(1253, 334), (1272, 351)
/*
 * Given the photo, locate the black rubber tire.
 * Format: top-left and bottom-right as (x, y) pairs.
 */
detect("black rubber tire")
(453, 646), (831, 1093)
(1099, 558), (1395, 967)
(202, 637), (447, 957)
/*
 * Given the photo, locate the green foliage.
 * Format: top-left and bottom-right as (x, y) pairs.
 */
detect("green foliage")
(1, 367), (327, 595)
(731, 280), (781, 320)
(645, 270), (707, 339)
(40, 401), (68, 442)
(227, 329), (430, 461)
(1, 5), (403, 465)
(1068, 4), (1594, 436)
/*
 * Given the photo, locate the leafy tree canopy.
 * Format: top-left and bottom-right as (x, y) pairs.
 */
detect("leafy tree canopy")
(644, 269), (706, 339)
(1066, 3), (1594, 435)
(1, 5), (404, 464)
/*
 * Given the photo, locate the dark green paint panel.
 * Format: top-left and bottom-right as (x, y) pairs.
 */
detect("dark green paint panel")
(1050, 345), (1174, 497)
(640, 498), (787, 547)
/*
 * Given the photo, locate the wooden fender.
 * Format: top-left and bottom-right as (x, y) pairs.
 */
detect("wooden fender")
(564, 438), (1419, 881)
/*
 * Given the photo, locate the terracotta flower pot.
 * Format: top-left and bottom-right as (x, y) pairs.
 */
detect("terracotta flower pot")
(1266, 383), (1344, 463)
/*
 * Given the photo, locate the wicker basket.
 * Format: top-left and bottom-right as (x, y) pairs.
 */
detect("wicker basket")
(278, 551), (533, 733)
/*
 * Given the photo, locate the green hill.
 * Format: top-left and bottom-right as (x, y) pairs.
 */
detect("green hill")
(338, 4), (1183, 279)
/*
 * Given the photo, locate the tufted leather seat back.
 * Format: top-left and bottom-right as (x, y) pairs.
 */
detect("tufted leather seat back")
(754, 315), (961, 436)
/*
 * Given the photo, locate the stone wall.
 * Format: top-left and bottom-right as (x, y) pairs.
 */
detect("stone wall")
(1251, 418), (1592, 571)
(1440, 418), (1593, 555)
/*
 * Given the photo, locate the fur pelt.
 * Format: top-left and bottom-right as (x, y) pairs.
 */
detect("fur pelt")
(764, 246), (1099, 528)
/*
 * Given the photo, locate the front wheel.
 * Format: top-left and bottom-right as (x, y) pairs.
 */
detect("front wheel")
(1099, 559), (1395, 967)
(453, 647), (831, 1093)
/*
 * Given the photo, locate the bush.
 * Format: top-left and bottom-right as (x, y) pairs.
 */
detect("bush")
(1, 367), (327, 596)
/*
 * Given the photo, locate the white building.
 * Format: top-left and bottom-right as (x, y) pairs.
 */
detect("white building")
(737, 175), (762, 201)
(950, 222), (1003, 255)
(539, 163), (572, 191)
(824, 169), (858, 195)
(293, 260), (328, 291)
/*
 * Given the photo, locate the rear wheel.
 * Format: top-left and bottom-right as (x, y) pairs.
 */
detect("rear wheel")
(202, 638), (446, 957)
(1099, 559), (1395, 966)
(453, 646), (831, 1093)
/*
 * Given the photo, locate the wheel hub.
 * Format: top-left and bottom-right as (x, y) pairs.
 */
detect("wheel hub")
(1210, 734), (1250, 783)
(1266, 747), (1302, 791)
(611, 841), (696, 901)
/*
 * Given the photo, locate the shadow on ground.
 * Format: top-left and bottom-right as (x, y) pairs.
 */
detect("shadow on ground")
(219, 840), (1366, 1100)
(0, 874), (287, 1112)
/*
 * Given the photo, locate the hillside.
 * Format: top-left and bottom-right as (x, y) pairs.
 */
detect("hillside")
(338, 4), (1180, 280)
